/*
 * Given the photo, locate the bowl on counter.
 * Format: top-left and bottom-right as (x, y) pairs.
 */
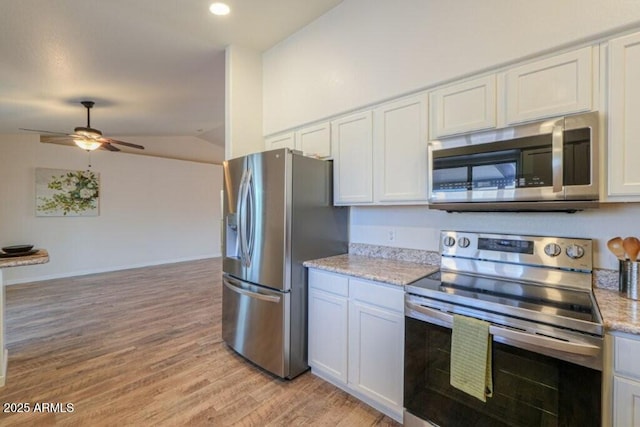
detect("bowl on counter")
(1, 244), (34, 254)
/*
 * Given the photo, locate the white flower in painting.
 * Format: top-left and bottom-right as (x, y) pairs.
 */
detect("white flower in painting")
(62, 181), (76, 192)
(80, 188), (95, 199)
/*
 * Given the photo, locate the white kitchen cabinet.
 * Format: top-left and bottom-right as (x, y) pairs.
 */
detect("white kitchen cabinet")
(332, 94), (428, 205)
(608, 31), (640, 198)
(429, 75), (497, 139)
(295, 122), (331, 158)
(611, 332), (640, 426)
(348, 278), (404, 412)
(614, 377), (640, 427)
(331, 111), (374, 205)
(503, 46), (593, 125)
(307, 268), (404, 422)
(373, 94), (428, 203)
(308, 269), (348, 385)
(264, 132), (295, 151)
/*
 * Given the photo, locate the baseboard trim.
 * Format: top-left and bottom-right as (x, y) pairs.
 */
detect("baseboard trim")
(4, 253), (221, 286)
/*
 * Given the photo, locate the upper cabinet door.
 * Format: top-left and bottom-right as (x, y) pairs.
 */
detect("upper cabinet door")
(331, 111), (374, 205)
(295, 122), (331, 158)
(504, 47), (593, 125)
(608, 32), (640, 198)
(430, 75), (497, 139)
(374, 94), (428, 203)
(264, 132), (295, 151)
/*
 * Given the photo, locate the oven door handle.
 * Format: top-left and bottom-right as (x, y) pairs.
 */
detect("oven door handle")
(406, 302), (600, 357)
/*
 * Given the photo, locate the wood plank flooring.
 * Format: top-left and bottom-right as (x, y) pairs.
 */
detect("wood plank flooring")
(0, 258), (400, 426)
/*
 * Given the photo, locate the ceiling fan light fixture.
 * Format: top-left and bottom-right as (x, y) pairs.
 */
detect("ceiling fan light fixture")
(74, 126), (102, 138)
(74, 139), (102, 151)
(209, 2), (230, 15)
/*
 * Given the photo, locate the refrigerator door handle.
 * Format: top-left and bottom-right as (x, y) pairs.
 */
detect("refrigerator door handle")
(238, 169), (250, 266)
(235, 169), (247, 263)
(223, 277), (281, 303)
(246, 168), (255, 267)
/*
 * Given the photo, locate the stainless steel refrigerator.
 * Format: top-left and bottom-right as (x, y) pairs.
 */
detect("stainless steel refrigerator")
(221, 148), (348, 379)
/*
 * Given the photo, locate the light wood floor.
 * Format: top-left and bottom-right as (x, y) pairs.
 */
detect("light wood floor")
(0, 258), (400, 426)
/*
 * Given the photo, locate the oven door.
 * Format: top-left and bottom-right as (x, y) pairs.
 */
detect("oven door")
(404, 301), (602, 427)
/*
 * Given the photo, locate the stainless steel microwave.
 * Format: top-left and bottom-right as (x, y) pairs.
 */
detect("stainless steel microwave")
(428, 112), (600, 212)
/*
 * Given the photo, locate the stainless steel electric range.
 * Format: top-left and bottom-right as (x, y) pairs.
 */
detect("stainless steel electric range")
(404, 231), (603, 427)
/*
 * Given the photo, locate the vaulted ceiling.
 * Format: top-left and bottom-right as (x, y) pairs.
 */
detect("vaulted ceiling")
(1, 0), (342, 155)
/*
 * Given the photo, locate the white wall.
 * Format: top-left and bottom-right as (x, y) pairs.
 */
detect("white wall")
(263, 0), (640, 135)
(0, 134), (222, 284)
(110, 135), (225, 164)
(225, 45), (264, 160)
(351, 204), (640, 271)
(262, 0), (640, 271)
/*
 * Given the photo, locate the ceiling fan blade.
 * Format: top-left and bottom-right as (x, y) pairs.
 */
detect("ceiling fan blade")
(104, 138), (145, 150)
(20, 128), (70, 136)
(40, 135), (74, 144)
(101, 142), (120, 152)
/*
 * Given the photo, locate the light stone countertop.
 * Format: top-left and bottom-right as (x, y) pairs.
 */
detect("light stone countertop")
(0, 249), (49, 268)
(594, 287), (640, 335)
(305, 247), (640, 335)
(303, 253), (438, 286)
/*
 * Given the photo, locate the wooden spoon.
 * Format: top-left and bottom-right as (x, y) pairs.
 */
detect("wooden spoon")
(623, 237), (640, 261)
(608, 237), (626, 260)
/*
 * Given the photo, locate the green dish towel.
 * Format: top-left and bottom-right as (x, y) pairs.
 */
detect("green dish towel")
(450, 314), (493, 402)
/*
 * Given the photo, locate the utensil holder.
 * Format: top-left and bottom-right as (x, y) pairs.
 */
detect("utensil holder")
(619, 260), (640, 300)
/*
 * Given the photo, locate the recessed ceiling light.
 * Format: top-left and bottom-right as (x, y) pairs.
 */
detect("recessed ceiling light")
(209, 2), (230, 16)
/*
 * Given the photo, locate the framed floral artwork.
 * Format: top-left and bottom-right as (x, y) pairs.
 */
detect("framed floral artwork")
(35, 168), (100, 217)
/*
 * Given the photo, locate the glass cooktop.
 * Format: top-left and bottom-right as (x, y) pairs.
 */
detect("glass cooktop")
(406, 270), (602, 335)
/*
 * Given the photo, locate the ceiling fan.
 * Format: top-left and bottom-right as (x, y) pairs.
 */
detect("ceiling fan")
(20, 101), (144, 152)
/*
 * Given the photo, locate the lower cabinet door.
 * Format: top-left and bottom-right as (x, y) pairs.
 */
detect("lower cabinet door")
(614, 376), (640, 427)
(348, 300), (404, 411)
(308, 288), (348, 384)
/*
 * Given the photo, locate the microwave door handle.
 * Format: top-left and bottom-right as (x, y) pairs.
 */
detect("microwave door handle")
(405, 302), (600, 357)
(552, 124), (564, 193)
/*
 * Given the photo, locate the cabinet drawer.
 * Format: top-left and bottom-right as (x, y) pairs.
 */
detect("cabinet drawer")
(615, 335), (640, 380)
(309, 269), (349, 297)
(349, 278), (404, 313)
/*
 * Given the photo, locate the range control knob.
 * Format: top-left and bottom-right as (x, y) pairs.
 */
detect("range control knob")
(443, 236), (456, 248)
(458, 237), (471, 248)
(566, 244), (585, 259)
(544, 243), (562, 257)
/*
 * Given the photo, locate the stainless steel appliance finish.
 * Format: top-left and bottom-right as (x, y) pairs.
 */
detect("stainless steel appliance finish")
(428, 111), (600, 212)
(404, 231), (603, 426)
(222, 148), (348, 379)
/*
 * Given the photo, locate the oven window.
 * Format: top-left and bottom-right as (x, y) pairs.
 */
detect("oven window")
(404, 318), (601, 427)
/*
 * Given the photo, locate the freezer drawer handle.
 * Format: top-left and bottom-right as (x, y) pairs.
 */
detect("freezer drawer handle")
(223, 279), (281, 303)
